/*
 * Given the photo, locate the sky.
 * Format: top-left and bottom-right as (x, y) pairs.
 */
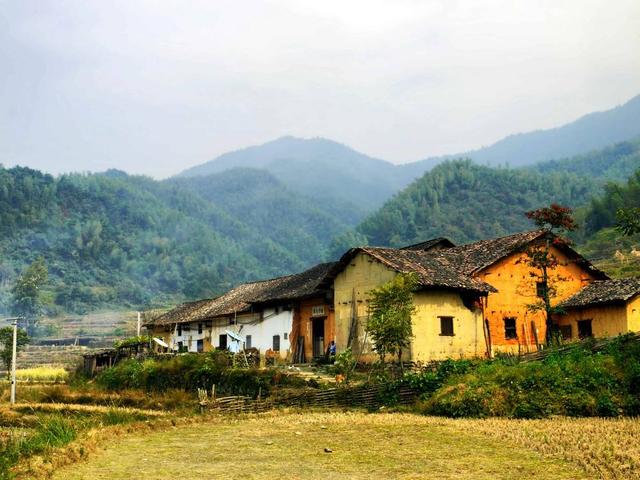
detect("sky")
(1, 1), (639, 178)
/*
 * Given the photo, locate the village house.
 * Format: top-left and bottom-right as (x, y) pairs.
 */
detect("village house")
(145, 229), (624, 364)
(555, 278), (640, 339)
(407, 230), (608, 354)
(327, 246), (495, 362)
(145, 263), (334, 361)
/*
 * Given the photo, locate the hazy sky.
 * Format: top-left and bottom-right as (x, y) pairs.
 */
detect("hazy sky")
(2, 1), (639, 178)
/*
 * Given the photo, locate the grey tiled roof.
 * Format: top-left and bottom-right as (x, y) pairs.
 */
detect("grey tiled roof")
(146, 263), (335, 327)
(559, 278), (640, 308)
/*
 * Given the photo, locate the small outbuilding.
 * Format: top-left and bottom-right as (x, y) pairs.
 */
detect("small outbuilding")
(556, 278), (640, 339)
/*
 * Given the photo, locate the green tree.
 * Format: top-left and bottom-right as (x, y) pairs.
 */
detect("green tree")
(10, 257), (48, 334)
(366, 273), (418, 370)
(0, 327), (29, 379)
(523, 204), (578, 345)
(616, 207), (640, 236)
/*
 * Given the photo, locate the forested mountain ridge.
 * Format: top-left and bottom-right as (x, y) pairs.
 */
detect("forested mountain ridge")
(441, 94), (640, 169)
(177, 136), (414, 213)
(531, 137), (640, 182)
(177, 94), (640, 204)
(0, 167), (328, 314)
(355, 160), (600, 247)
(169, 168), (354, 265)
(354, 134), (640, 249)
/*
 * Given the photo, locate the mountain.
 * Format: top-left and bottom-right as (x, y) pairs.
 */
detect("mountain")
(177, 136), (417, 213)
(531, 136), (640, 182)
(417, 94), (640, 170)
(356, 160), (600, 247)
(0, 167), (322, 314)
(169, 168), (354, 265)
(355, 132), (640, 248)
(177, 95), (640, 213)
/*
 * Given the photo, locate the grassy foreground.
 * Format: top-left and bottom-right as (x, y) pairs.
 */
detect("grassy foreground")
(51, 411), (596, 480)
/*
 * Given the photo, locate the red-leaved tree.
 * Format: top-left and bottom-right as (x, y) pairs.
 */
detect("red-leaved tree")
(524, 204), (577, 345)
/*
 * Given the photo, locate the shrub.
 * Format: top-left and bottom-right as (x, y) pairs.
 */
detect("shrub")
(95, 354), (309, 399)
(418, 339), (640, 418)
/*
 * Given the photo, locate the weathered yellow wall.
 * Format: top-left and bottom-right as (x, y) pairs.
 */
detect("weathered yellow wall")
(411, 290), (484, 361)
(556, 304), (628, 338)
(333, 252), (397, 359)
(478, 245), (596, 353)
(627, 296), (640, 333)
(333, 252), (484, 362)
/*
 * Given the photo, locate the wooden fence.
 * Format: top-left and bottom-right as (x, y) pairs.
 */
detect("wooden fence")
(208, 384), (417, 414)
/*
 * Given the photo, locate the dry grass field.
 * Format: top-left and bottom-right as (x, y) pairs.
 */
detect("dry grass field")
(49, 411), (609, 480)
(13, 367), (69, 383)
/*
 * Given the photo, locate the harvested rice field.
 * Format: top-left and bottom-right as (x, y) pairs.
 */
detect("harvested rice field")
(49, 411), (639, 480)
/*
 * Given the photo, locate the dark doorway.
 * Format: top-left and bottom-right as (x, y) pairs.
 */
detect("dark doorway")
(219, 334), (228, 349)
(312, 318), (325, 359)
(197, 339), (204, 353)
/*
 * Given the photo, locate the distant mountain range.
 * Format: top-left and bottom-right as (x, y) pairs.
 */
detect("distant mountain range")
(355, 135), (640, 247)
(177, 94), (640, 213)
(178, 136), (411, 213)
(0, 94), (639, 314)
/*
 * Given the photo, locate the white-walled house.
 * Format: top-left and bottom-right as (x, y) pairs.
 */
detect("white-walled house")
(144, 265), (333, 359)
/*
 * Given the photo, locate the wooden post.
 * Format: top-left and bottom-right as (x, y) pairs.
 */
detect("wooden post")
(10, 319), (18, 405)
(484, 319), (492, 358)
(531, 320), (540, 351)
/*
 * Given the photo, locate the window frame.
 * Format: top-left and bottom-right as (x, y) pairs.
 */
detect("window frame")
(439, 316), (455, 336)
(504, 317), (518, 340)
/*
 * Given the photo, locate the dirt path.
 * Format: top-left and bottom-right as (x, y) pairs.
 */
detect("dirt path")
(53, 412), (589, 480)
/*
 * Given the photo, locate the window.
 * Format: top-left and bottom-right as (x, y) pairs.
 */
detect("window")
(177, 325), (183, 336)
(578, 319), (593, 339)
(273, 334), (281, 351)
(536, 281), (547, 298)
(439, 316), (454, 336)
(219, 334), (228, 349)
(245, 335), (252, 349)
(283, 332), (288, 340)
(504, 317), (517, 339)
(198, 323), (203, 334)
(311, 305), (325, 317)
(559, 325), (572, 340)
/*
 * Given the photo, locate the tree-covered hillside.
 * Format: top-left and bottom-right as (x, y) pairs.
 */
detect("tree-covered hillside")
(578, 169), (640, 277)
(170, 168), (354, 266)
(356, 160), (599, 246)
(0, 167), (322, 314)
(532, 137), (640, 182)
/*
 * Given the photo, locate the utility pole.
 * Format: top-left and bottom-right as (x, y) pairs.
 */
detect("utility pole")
(10, 318), (17, 405)
(137, 311), (141, 337)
